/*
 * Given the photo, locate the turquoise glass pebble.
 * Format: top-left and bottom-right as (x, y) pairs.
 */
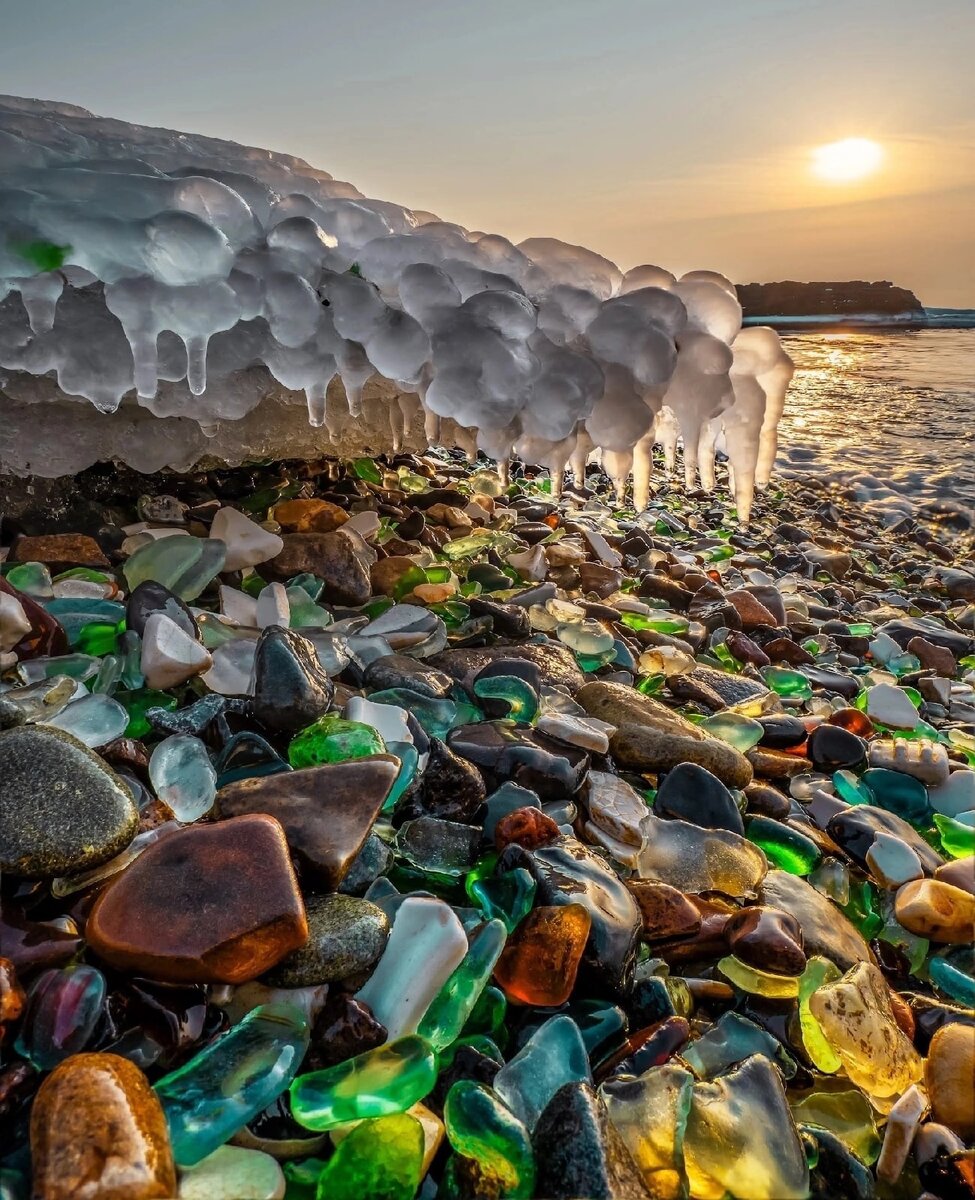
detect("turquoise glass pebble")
(154, 1003), (309, 1167)
(862, 767), (932, 825)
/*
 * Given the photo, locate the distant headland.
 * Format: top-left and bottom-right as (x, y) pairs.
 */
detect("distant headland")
(735, 280), (975, 329)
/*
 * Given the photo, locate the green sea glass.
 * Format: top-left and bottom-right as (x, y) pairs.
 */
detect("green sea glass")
(928, 948), (975, 1007)
(117, 688), (178, 738)
(862, 767), (932, 825)
(75, 620), (121, 656)
(468, 869), (536, 933)
(288, 715), (386, 768)
(123, 537), (226, 601)
(314, 1113), (424, 1200)
(832, 769), (872, 805)
(473, 675), (539, 723)
(461, 986), (507, 1041)
(745, 816), (821, 875)
(418, 920), (507, 1052)
(763, 666), (813, 701)
(444, 1081), (535, 1198)
(797, 956), (843, 1073)
(154, 1003), (309, 1167)
(680, 1011), (796, 1080)
(934, 811), (975, 857)
(701, 711), (764, 752)
(6, 561), (53, 598)
(290, 1036), (438, 1132)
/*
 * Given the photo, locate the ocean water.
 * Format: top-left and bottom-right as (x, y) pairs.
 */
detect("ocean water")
(775, 329), (975, 531)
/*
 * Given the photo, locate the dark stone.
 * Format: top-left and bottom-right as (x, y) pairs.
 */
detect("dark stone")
(799, 666), (861, 700)
(126, 580), (199, 641)
(0, 726), (138, 879)
(760, 870), (873, 971)
(429, 1044), (501, 1115)
(757, 716), (807, 749)
(880, 619), (974, 659)
(725, 631), (770, 668)
(724, 905), (806, 975)
(362, 653), (454, 698)
(147, 694), (226, 738)
(743, 782), (792, 820)
(264, 895), (389, 986)
(806, 724), (867, 773)
(429, 641), (584, 694)
(217, 756), (398, 889)
(499, 836), (641, 994)
(654, 762), (744, 834)
(304, 993), (387, 1072)
(251, 626), (335, 736)
(674, 666), (769, 707)
(512, 521), (555, 545)
(394, 736), (487, 825)
(448, 721), (590, 800)
(533, 1082), (651, 1200)
(762, 637), (815, 666)
(637, 573), (693, 611)
(827, 805), (944, 874)
(338, 833), (394, 896)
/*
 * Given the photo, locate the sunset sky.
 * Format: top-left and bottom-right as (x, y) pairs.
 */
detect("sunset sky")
(4, 0), (974, 305)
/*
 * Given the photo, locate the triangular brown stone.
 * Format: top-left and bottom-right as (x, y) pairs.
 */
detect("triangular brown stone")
(215, 755), (399, 889)
(86, 814), (307, 983)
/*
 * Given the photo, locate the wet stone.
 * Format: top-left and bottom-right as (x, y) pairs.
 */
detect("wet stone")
(0, 725), (139, 879)
(654, 762), (744, 834)
(626, 881), (702, 943)
(363, 653), (455, 698)
(217, 756), (398, 889)
(264, 894), (389, 986)
(265, 531), (370, 605)
(807, 724), (867, 773)
(251, 626), (335, 736)
(30, 1052), (176, 1200)
(448, 721), (590, 800)
(500, 837), (641, 994)
(828, 804), (944, 875)
(86, 814), (308, 983)
(724, 905), (806, 975)
(394, 736), (486, 824)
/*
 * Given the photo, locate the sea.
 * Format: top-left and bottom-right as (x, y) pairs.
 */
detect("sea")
(773, 327), (975, 537)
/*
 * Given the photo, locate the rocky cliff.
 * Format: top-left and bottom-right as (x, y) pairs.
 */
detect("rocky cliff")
(736, 280), (924, 319)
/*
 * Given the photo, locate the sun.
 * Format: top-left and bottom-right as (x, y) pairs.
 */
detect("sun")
(811, 137), (884, 182)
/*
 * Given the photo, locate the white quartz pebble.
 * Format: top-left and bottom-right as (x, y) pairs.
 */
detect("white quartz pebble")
(219, 585), (258, 626)
(256, 582), (290, 629)
(929, 770), (975, 818)
(202, 638), (257, 695)
(211, 507), (284, 572)
(536, 712), (612, 754)
(356, 896), (468, 1040)
(876, 1085), (928, 1185)
(865, 683), (920, 730)
(178, 1145), (285, 1200)
(141, 612), (212, 689)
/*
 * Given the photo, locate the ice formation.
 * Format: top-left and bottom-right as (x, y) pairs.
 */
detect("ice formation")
(0, 96), (793, 521)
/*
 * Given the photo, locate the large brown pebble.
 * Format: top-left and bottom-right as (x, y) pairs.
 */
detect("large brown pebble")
(894, 878), (975, 944)
(11, 533), (109, 569)
(216, 757), (398, 889)
(86, 814), (308, 983)
(724, 588), (777, 631)
(925, 1023), (975, 1139)
(370, 555), (420, 596)
(30, 1052), (176, 1199)
(264, 531), (370, 605)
